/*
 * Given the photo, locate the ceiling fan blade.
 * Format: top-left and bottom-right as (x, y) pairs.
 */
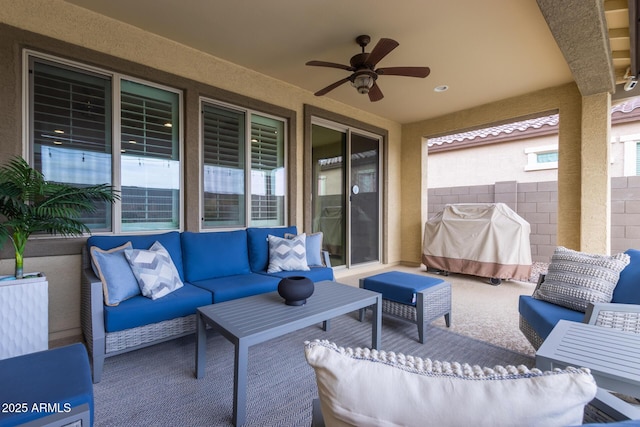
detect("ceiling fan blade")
(314, 77), (351, 96)
(306, 60), (353, 71)
(368, 82), (384, 102)
(366, 38), (399, 67)
(376, 66), (431, 78)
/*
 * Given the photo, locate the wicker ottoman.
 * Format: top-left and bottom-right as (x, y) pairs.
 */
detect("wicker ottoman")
(359, 271), (451, 343)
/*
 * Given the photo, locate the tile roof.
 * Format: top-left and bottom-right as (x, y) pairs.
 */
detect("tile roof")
(428, 97), (640, 148)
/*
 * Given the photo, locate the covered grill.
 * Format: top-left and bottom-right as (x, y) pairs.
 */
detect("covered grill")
(422, 203), (532, 283)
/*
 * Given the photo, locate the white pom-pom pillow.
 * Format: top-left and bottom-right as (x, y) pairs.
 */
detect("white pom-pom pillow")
(304, 340), (596, 427)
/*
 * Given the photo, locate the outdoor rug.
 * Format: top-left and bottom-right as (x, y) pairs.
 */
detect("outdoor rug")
(93, 313), (534, 426)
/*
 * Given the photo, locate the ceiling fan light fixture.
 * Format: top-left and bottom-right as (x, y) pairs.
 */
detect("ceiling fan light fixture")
(352, 73), (374, 94)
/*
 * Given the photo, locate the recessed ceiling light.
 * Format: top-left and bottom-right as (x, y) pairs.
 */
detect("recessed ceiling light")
(54, 129), (65, 134)
(434, 85), (449, 92)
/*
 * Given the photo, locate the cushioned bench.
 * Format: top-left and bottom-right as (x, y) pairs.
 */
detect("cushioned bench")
(0, 343), (93, 427)
(359, 271), (451, 343)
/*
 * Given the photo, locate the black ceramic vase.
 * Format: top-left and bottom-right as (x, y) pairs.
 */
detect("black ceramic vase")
(277, 276), (314, 306)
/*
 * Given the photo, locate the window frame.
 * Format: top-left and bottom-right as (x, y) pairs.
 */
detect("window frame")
(524, 144), (558, 172)
(198, 96), (288, 230)
(24, 49), (185, 235)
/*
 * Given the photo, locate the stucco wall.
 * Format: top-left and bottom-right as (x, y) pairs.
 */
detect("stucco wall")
(428, 134), (559, 188)
(0, 0), (403, 341)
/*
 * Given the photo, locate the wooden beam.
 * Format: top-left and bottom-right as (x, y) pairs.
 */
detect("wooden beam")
(605, 0), (629, 12)
(609, 27), (630, 38)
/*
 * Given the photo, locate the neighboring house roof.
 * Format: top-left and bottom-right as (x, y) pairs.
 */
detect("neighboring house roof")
(428, 97), (640, 151)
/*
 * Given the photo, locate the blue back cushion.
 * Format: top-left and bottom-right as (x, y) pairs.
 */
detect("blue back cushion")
(87, 231), (184, 280)
(181, 230), (251, 281)
(612, 249), (640, 304)
(246, 226), (297, 272)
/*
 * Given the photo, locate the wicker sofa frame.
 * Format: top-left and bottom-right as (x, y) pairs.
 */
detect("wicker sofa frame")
(80, 248), (198, 383)
(80, 230), (334, 383)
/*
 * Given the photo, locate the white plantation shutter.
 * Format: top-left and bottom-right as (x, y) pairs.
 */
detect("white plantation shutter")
(202, 103), (246, 226)
(201, 102), (286, 228)
(31, 60), (113, 230)
(29, 55), (183, 233)
(120, 80), (180, 231)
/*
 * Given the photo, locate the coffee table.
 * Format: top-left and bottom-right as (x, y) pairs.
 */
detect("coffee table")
(194, 280), (382, 426)
(536, 319), (640, 420)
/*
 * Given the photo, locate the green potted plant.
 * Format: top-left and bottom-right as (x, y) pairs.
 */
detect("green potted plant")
(0, 156), (118, 279)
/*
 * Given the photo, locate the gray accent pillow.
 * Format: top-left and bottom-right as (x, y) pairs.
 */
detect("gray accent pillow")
(533, 246), (630, 312)
(267, 233), (310, 273)
(285, 231), (325, 267)
(90, 242), (140, 306)
(124, 241), (184, 300)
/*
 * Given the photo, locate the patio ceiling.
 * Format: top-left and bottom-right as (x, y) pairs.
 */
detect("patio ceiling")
(62, 0), (633, 124)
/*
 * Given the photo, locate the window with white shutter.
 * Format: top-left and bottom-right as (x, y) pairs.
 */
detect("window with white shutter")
(201, 100), (286, 228)
(28, 53), (182, 233)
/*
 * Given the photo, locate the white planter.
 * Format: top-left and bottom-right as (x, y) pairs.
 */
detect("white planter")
(0, 274), (48, 360)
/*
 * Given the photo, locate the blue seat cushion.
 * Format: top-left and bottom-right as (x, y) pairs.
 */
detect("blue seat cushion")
(0, 343), (93, 426)
(104, 283), (212, 332)
(612, 249), (640, 304)
(87, 231), (185, 281)
(362, 271), (445, 305)
(247, 226), (297, 272)
(518, 295), (585, 340)
(263, 266), (335, 282)
(191, 273), (280, 303)
(181, 230), (251, 282)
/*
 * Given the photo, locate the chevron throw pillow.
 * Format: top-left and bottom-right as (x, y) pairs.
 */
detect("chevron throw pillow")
(267, 233), (310, 273)
(125, 241), (184, 300)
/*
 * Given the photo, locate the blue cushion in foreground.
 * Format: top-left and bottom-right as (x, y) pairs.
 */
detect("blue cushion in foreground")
(0, 343), (93, 426)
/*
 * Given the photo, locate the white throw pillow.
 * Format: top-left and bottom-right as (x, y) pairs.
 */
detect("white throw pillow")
(267, 233), (310, 273)
(124, 241), (184, 300)
(305, 340), (597, 427)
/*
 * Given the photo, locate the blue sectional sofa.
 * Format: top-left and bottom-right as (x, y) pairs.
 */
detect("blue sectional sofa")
(81, 226), (333, 383)
(519, 249), (640, 349)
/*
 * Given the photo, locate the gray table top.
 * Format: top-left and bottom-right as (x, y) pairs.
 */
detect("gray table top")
(536, 320), (640, 396)
(197, 280), (380, 341)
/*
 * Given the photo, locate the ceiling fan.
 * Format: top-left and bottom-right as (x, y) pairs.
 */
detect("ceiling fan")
(306, 35), (431, 102)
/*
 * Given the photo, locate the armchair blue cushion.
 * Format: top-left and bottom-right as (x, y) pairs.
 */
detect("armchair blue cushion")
(612, 249), (640, 304)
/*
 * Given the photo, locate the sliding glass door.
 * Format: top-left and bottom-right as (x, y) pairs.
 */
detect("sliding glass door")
(311, 122), (381, 268)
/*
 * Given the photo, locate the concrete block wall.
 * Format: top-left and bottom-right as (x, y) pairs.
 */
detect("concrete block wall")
(611, 175), (640, 254)
(428, 177), (640, 262)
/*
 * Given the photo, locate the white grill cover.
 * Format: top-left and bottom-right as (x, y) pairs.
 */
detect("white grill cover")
(422, 203), (532, 280)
